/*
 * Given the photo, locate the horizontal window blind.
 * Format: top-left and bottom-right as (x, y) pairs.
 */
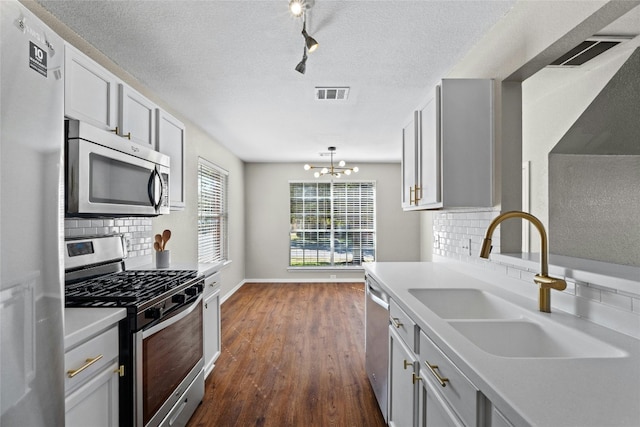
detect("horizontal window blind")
(198, 158), (228, 263)
(290, 181), (375, 267)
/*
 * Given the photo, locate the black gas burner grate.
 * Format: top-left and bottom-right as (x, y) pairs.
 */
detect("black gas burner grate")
(65, 269), (198, 308)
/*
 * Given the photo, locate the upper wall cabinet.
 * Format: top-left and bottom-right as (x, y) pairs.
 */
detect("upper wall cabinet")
(64, 44), (118, 131)
(119, 84), (156, 147)
(156, 109), (186, 210)
(401, 110), (419, 209)
(65, 44), (158, 148)
(402, 79), (494, 210)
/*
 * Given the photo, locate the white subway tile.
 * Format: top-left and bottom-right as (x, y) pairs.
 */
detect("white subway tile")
(577, 284), (601, 302)
(601, 291), (633, 311)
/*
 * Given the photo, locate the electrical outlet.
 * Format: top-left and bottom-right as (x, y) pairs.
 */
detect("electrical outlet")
(462, 238), (472, 256)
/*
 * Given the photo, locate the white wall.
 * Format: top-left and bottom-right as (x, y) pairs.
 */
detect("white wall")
(244, 163), (421, 281)
(153, 124), (245, 299)
(522, 46), (635, 252)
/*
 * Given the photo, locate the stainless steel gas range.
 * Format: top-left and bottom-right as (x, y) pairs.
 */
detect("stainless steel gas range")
(64, 235), (204, 427)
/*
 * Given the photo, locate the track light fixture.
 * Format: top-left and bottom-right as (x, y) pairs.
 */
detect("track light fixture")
(290, 0), (318, 74)
(295, 47), (307, 74)
(301, 18), (318, 53)
(304, 147), (359, 178)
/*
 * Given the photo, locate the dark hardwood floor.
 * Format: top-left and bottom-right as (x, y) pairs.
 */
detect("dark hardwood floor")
(187, 282), (387, 427)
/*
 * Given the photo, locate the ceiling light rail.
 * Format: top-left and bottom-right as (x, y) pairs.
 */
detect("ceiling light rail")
(304, 146), (359, 178)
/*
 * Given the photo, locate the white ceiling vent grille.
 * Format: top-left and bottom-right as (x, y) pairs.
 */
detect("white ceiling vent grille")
(315, 87), (350, 101)
(548, 36), (632, 67)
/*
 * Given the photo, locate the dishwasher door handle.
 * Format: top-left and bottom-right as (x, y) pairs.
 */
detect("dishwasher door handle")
(367, 285), (389, 310)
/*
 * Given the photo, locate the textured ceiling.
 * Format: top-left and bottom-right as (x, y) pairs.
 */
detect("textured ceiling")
(36, 0), (518, 163)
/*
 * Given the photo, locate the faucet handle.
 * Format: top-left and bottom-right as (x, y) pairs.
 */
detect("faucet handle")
(534, 274), (567, 291)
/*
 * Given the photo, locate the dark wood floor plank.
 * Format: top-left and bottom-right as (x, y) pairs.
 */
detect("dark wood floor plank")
(186, 282), (386, 427)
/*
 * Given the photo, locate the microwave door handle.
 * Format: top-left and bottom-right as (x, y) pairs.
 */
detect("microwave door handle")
(148, 167), (162, 210)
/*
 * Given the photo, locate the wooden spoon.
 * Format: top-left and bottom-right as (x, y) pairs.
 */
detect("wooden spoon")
(154, 234), (163, 249)
(153, 241), (162, 252)
(162, 229), (171, 250)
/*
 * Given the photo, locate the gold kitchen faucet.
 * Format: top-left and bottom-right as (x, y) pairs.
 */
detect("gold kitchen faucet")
(480, 211), (567, 313)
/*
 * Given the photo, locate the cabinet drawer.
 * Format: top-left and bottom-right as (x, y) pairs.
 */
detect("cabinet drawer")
(65, 325), (119, 394)
(420, 331), (479, 427)
(390, 299), (418, 352)
(203, 271), (221, 298)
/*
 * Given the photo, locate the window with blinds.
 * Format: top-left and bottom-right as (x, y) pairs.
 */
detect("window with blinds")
(289, 181), (375, 267)
(198, 158), (228, 263)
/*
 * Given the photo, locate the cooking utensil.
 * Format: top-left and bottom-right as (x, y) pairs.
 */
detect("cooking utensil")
(162, 229), (171, 250)
(154, 241), (162, 252)
(154, 234), (163, 248)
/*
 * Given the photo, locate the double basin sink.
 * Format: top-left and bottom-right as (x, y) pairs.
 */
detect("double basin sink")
(408, 288), (626, 359)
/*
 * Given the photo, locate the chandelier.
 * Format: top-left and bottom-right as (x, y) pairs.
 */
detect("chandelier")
(304, 146), (359, 178)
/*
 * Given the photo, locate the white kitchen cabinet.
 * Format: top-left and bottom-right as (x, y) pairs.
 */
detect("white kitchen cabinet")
(419, 330), (484, 427)
(203, 271), (221, 378)
(119, 84), (156, 147)
(65, 324), (121, 427)
(66, 360), (119, 427)
(389, 325), (419, 427)
(156, 109), (186, 210)
(489, 407), (514, 427)
(419, 372), (464, 427)
(64, 44), (118, 131)
(402, 79), (494, 210)
(401, 110), (419, 209)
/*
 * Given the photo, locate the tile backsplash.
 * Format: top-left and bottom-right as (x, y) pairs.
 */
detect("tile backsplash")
(433, 210), (640, 339)
(64, 217), (154, 259)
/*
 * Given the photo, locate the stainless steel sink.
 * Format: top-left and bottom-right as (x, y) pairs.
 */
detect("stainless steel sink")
(448, 320), (627, 359)
(408, 288), (524, 319)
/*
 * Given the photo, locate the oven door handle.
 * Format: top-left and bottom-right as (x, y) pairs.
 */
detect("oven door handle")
(143, 294), (203, 339)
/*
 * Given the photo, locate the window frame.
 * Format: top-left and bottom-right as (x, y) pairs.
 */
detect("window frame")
(197, 157), (229, 264)
(288, 180), (376, 270)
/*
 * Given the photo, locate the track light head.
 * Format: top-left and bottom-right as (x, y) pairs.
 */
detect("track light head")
(301, 19), (318, 53)
(302, 30), (318, 53)
(295, 48), (308, 74)
(289, 0), (304, 17)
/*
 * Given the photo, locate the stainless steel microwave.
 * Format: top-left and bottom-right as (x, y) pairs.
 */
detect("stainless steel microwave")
(66, 120), (170, 217)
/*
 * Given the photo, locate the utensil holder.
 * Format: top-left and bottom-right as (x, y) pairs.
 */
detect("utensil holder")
(156, 250), (171, 268)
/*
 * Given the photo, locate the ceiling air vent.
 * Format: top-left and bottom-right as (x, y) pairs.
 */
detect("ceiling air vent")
(549, 36), (631, 67)
(315, 87), (350, 101)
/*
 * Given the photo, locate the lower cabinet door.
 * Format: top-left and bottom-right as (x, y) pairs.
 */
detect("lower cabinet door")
(389, 327), (419, 427)
(203, 289), (221, 378)
(66, 360), (119, 427)
(419, 371), (464, 427)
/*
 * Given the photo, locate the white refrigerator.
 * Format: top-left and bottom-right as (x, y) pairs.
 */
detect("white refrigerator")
(1, 1), (66, 425)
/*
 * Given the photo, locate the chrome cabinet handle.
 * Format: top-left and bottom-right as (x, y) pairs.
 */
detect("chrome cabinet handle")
(67, 354), (103, 378)
(391, 317), (403, 328)
(424, 360), (449, 387)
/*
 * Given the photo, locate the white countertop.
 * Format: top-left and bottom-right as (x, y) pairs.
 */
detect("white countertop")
(64, 307), (127, 350)
(364, 261), (640, 427)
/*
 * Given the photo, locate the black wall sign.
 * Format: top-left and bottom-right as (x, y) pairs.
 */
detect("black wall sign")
(29, 41), (47, 77)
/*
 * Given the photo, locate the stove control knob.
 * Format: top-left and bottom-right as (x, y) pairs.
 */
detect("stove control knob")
(194, 283), (204, 293)
(185, 286), (198, 296)
(145, 307), (162, 320)
(172, 293), (186, 304)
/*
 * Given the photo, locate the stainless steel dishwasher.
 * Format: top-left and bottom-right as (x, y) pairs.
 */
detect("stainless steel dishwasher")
(365, 274), (390, 422)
